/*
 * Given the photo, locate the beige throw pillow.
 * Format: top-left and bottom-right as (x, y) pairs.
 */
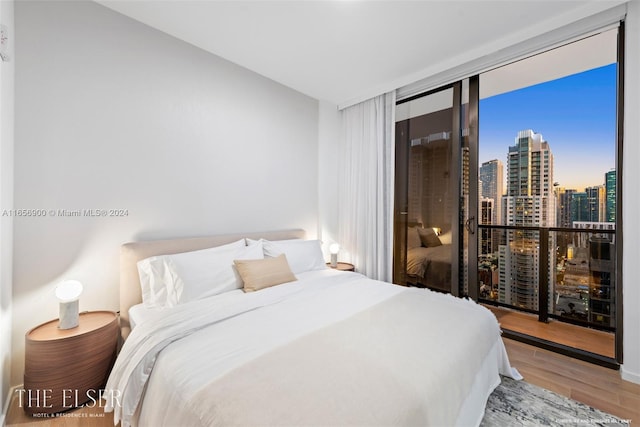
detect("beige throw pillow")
(417, 227), (442, 248)
(234, 254), (297, 292)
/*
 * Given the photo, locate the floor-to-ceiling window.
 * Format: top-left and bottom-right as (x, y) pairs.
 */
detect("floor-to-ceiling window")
(477, 27), (622, 364)
(393, 24), (623, 366)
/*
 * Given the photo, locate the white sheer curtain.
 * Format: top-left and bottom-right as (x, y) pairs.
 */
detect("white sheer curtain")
(338, 91), (395, 282)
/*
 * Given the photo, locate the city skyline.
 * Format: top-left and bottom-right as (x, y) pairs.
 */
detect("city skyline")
(479, 63), (617, 191)
(480, 128), (615, 324)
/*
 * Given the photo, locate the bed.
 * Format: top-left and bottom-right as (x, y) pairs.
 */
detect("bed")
(105, 229), (520, 427)
(406, 226), (452, 292)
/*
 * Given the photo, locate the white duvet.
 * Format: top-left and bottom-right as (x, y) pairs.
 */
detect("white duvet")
(105, 269), (520, 427)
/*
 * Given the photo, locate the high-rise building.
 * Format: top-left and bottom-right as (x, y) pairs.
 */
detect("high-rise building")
(407, 134), (452, 229)
(480, 159), (503, 225)
(571, 192), (589, 224)
(499, 130), (555, 310)
(556, 187), (576, 228)
(584, 185), (605, 223)
(605, 170), (616, 223)
(479, 159), (504, 254)
(571, 221), (616, 327)
(568, 185), (606, 224)
(503, 130), (556, 227)
(571, 186), (605, 225)
(480, 198), (494, 255)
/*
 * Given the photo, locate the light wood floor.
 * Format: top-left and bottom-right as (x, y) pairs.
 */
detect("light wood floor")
(5, 338), (638, 427)
(505, 338), (639, 425)
(487, 304), (616, 358)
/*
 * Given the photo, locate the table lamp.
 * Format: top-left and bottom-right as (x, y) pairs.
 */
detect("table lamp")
(329, 243), (340, 268)
(55, 280), (83, 329)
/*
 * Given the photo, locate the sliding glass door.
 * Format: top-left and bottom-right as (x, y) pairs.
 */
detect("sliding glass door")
(393, 78), (479, 298)
(393, 83), (471, 296)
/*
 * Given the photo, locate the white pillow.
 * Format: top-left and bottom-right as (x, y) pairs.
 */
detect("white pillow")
(176, 242), (264, 304)
(137, 257), (181, 309)
(259, 239), (327, 274)
(137, 239), (263, 308)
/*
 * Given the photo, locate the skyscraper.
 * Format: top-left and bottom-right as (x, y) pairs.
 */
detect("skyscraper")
(504, 130), (555, 228)
(479, 159), (504, 254)
(585, 185), (605, 223)
(500, 130), (555, 310)
(556, 187), (576, 228)
(480, 198), (494, 255)
(605, 170), (616, 223)
(480, 159), (504, 225)
(571, 192), (589, 223)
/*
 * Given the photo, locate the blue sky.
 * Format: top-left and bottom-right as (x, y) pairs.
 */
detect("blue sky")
(479, 63), (617, 191)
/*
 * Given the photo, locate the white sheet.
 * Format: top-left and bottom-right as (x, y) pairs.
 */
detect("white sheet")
(105, 270), (520, 426)
(127, 289), (242, 330)
(127, 304), (155, 331)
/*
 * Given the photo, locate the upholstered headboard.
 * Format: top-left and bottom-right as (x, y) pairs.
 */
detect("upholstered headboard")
(119, 229), (306, 339)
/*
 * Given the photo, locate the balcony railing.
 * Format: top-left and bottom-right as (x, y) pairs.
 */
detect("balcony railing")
(477, 224), (616, 331)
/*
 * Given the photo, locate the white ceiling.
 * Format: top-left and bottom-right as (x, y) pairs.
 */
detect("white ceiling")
(96, 0), (623, 107)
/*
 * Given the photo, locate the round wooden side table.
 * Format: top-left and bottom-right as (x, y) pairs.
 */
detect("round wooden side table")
(327, 262), (355, 272)
(23, 311), (119, 415)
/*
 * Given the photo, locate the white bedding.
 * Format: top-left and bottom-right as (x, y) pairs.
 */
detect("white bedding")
(127, 304), (158, 331)
(105, 270), (520, 427)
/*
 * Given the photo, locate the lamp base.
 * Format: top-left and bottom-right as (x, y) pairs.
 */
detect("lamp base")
(58, 300), (79, 329)
(330, 253), (338, 268)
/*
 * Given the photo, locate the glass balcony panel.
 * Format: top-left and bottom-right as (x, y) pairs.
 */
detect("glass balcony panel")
(552, 229), (616, 328)
(479, 225), (616, 330)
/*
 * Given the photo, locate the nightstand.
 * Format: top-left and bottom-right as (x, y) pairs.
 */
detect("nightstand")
(23, 311), (119, 415)
(327, 262), (355, 272)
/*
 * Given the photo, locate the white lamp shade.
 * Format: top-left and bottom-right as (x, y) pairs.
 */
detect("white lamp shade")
(329, 243), (340, 255)
(55, 280), (83, 302)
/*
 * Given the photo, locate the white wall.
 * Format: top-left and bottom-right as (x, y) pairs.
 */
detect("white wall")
(317, 100), (342, 254)
(0, 0), (15, 420)
(11, 0), (318, 385)
(621, 0), (640, 384)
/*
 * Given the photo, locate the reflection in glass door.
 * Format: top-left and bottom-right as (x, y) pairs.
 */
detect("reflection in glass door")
(393, 85), (462, 294)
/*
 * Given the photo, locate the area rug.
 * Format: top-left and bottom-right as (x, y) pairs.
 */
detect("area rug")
(481, 376), (630, 426)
